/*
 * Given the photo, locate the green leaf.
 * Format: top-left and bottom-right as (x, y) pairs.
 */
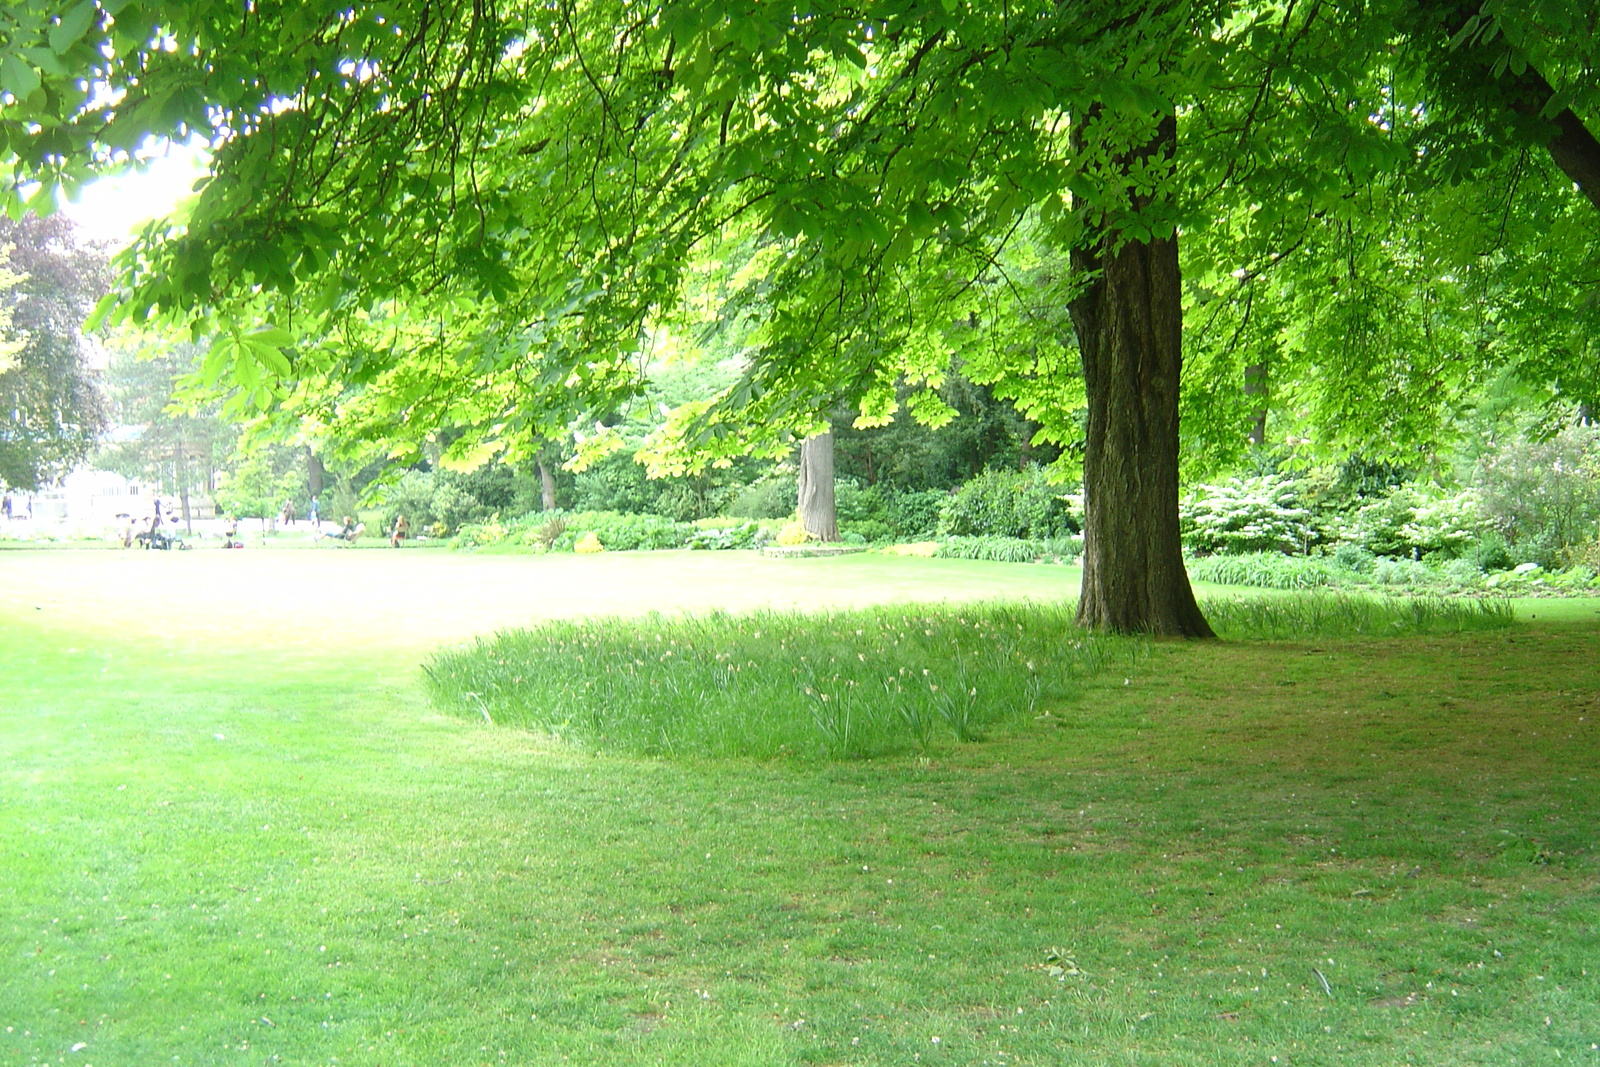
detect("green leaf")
(48, 1), (96, 54)
(244, 339), (292, 378)
(202, 336), (237, 387)
(246, 326), (295, 348)
(23, 47), (70, 77)
(84, 291), (118, 332)
(2, 54), (42, 99)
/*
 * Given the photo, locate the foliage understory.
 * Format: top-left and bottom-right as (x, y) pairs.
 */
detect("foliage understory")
(425, 595), (1514, 761)
(1188, 550), (1600, 597)
(2, 563), (1596, 1067)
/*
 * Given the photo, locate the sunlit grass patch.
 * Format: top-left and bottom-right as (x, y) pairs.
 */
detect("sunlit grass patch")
(423, 603), (1138, 758)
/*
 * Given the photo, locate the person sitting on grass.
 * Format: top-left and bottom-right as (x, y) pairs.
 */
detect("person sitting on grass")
(329, 515), (364, 543)
(222, 516), (244, 549)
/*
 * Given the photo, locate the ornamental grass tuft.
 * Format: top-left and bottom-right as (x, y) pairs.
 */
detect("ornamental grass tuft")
(424, 593), (1515, 760)
(424, 602), (1132, 759)
(1202, 591), (1516, 640)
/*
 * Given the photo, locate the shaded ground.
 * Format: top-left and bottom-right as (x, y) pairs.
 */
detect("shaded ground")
(1, 549), (1596, 1066)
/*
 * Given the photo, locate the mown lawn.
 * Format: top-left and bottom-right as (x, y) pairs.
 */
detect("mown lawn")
(2, 548), (1597, 1066)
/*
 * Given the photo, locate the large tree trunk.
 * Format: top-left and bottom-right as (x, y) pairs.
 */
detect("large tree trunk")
(797, 430), (839, 542)
(1069, 115), (1213, 638)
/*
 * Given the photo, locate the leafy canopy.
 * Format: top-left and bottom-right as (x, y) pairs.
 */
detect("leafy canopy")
(2, 1), (1596, 472)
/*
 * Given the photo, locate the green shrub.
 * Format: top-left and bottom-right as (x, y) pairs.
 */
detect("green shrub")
(1331, 542), (1376, 574)
(833, 479), (888, 525)
(453, 510), (564, 550)
(552, 511), (690, 551)
(1345, 488), (1417, 558)
(1477, 426), (1600, 564)
(371, 468), (492, 534)
(1441, 557), (1486, 585)
(1180, 475), (1321, 556)
(1344, 487), (1483, 560)
(570, 453), (655, 514)
(723, 476), (798, 519)
(1549, 564), (1600, 589)
(884, 488), (947, 539)
(938, 468), (1074, 539)
(1370, 557), (1439, 586)
(454, 518), (510, 548)
(844, 518), (896, 543)
(649, 480), (719, 522)
(1402, 490), (1485, 558)
(1464, 530), (1514, 572)
(685, 520), (768, 550)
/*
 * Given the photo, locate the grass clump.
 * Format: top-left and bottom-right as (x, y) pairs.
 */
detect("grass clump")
(427, 593), (1518, 759)
(1204, 591), (1517, 640)
(1187, 550), (1340, 589)
(424, 602), (1132, 759)
(935, 534), (1082, 564)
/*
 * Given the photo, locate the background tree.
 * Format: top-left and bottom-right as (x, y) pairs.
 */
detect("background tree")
(213, 442), (303, 531)
(0, 213), (107, 489)
(98, 338), (234, 529)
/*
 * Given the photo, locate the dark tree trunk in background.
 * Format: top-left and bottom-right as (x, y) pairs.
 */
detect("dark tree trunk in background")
(1244, 361), (1269, 445)
(538, 457), (558, 511)
(307, 449), (326, 499)
(797, 430), (839, 541)
(1068, 115), (1213, 638)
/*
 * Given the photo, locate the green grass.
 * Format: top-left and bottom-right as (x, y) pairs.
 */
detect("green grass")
(425, 594), (1514, 760)
(425, 603), (1134, 758)
(1203, 592), (1517, 640)
(2, 549), (1598, 1065)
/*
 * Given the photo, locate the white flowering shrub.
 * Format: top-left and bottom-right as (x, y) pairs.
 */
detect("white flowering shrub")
(1346, 487), (1484, 559)
(1180, 475), (1321, 556)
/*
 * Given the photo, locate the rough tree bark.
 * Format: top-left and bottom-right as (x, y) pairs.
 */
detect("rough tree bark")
(797, 430), (839, 542)
(1068, 114), (1214, 638)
